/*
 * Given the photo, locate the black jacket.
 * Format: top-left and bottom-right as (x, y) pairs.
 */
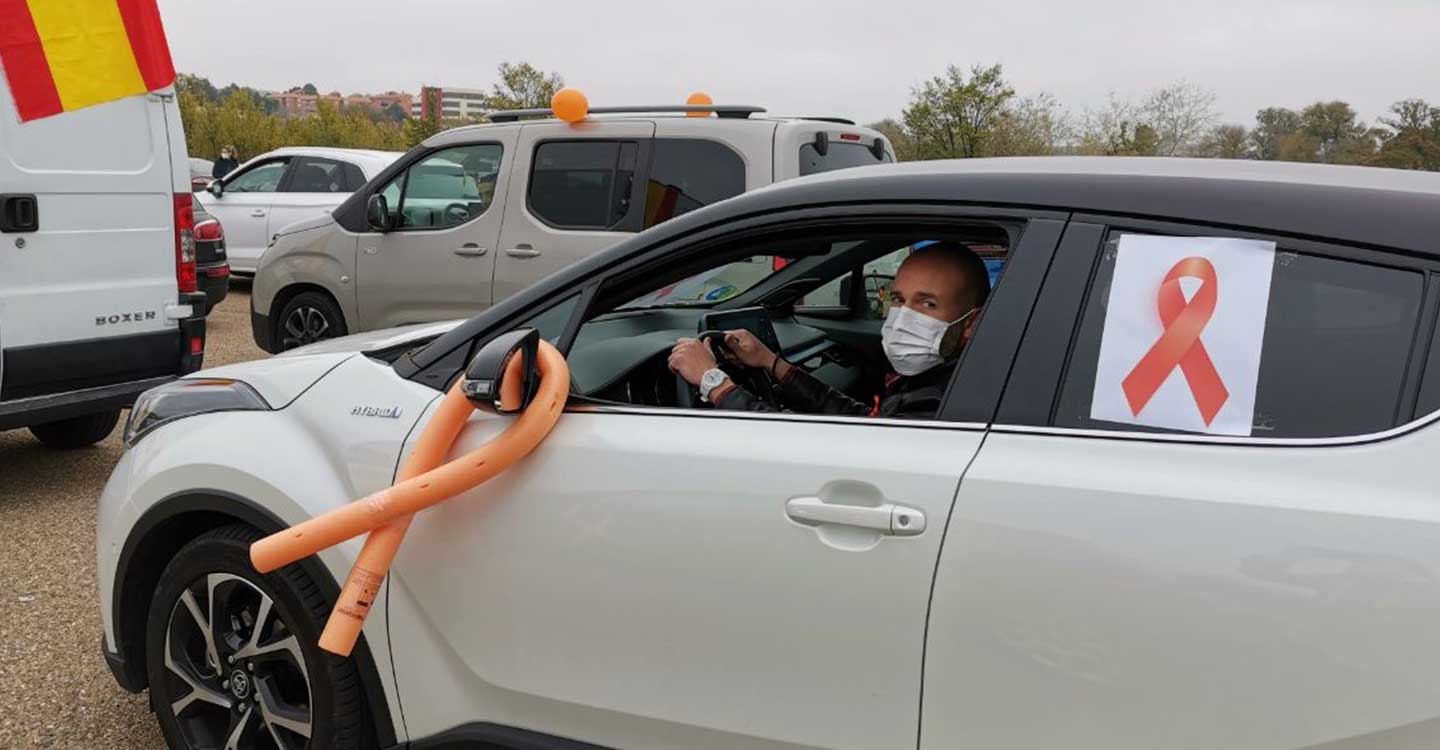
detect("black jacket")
(212, 157), (238, 179)
(714, 360), (956, 419)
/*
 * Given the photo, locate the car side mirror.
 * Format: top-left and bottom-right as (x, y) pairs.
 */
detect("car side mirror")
(461, 328), (540, 414)
(207, 180), (224, 198)
(366, 194), (392, 232)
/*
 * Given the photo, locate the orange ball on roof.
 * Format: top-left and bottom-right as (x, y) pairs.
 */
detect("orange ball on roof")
(552, 88), (589, 123)
(686, 91), (713, 117)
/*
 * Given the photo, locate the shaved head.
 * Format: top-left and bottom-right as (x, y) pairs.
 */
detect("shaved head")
(891, 242), (991, 323)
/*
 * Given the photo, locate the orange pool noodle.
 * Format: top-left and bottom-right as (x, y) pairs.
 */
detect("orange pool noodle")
(249, 341), (568, 654)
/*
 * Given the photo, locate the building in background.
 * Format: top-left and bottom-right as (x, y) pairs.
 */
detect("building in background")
(271, 90), (415, 119)
(411, 86), (490, 120)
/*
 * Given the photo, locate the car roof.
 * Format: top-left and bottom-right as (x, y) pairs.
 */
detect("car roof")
(425, 113), (883, 148)
(264, 146), (402, 166)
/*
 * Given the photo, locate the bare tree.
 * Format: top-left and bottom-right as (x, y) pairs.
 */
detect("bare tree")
(990, 93), (1073, 156)
(1142, 81), (1218, 156)
(1197, 124), (1252, 159)
(1077, 95), (1158, 156)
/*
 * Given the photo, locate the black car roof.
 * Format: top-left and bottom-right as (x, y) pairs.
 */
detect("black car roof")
(403, 156), (1440, 373)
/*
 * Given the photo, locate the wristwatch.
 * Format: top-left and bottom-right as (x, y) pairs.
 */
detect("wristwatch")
(698, 368), (729, 403)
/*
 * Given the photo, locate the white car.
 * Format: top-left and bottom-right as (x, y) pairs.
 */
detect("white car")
(100, 158), (1440, 750)
(197, 147), (400, 274)
(249, 104), (894, 352)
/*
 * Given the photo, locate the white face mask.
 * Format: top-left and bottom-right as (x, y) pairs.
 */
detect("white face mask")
(881, 305), (976, 376)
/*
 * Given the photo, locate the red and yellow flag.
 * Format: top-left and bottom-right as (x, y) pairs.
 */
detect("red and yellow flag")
(0, 0), (175, 122)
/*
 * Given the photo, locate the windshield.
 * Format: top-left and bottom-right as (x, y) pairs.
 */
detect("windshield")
(620, 255), (783, 308)
(799, 141), (893, 176)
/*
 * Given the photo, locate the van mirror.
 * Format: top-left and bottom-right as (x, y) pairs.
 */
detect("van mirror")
(207, 180), (224, 198)
(366, 194), (392, 232)
(461, 328), (540, 414)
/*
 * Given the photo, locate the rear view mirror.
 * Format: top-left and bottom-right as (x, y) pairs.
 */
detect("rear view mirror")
(366, 194), (392, 232)
(207, 180), (224, 198)
(461, 328), (540, 414)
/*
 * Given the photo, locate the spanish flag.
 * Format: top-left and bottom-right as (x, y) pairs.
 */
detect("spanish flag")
(0, 0), (175, 122)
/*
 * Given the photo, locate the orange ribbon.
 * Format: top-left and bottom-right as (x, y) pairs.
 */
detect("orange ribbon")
(1121, 256), (1229, 425)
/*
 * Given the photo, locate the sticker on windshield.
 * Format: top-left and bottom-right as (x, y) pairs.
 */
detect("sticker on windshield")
(1089, 235), (1275, 436)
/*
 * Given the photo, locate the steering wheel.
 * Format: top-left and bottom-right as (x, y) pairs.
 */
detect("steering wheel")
(443, 202), (471, 224)
(674, 331), (782, 409)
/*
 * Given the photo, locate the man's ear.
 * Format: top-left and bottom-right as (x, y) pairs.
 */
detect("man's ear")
(961, 306), (984, 344)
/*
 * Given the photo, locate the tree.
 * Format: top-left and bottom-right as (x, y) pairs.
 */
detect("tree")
(175, 73), (218, 104)
(1077, 95), (1159, 156)
(384, 102), (409, 124)
(482, 61), (565, 112)
(1377, 99), (1440, 171)
(1300, 101), (1375, 164)
(901, 64), (1015, 159)
(1141, 81), (1217, 156)
(989, 93), (1072, 156)
(301, 82), (318, 96)
(404, 87), (445, 147)
(1251, 107), (1304, 161)
(1197, 124), (1252, 159)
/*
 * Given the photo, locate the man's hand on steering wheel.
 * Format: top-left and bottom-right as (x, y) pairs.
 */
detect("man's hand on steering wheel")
(669, 337), (721, 388)
(722, 329), (778, 371)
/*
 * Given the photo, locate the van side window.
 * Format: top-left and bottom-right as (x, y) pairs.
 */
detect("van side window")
(799, 140), (893, 176)
(226, 160), (289, 193)
(1053, 232), (1426, 438)
(380, 144), (503, 230)
(341, 162), (369, 192)
(642, 139), (745, 228)
(528, 141), (639, 230)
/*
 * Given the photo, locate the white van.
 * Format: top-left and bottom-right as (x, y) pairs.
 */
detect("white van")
(0, 87), (206, 448)
(250, 105), (893, 351)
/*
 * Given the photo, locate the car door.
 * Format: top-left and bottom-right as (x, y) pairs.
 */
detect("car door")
(266, 155), (355, 242)
(922, 220), (1440, 749)
(356, 136), (516, 330)
(197, 156), (289, 273)
(492, 121), (656, 304)
(386, 212), (1064, 748)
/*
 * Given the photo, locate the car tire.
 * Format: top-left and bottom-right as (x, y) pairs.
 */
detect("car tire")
(28, 409), (120, 449)
(275, 291), (347, 351)
(145, 524), (374, 750)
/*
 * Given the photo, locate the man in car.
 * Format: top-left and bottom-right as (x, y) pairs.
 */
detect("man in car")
(669, 242), (990, 419)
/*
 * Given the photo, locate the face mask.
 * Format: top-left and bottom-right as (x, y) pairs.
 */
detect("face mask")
(881, 305), (976, 376)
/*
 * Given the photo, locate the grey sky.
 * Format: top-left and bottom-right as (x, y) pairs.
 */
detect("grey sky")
(160, 0), (1439, 127)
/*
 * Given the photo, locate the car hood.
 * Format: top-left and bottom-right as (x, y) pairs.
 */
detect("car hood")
(190, 352), (354, 408)
(278, 320), (466, 358)
(274, 212), (336, 238)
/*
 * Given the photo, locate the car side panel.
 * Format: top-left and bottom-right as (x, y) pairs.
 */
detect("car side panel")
(922, 426), (1440, 749)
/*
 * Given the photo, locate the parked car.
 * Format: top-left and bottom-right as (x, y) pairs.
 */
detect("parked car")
(100, 157), (1440, 749)
(188, 157), (213, 192)
(193, 201), (229, 313)
(250, 104), (894, 352)
(197, 147), (400, 275)
(0, 84), (206, 449)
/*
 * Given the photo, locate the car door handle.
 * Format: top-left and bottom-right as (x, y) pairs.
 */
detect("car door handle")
(504, 245), (541, 258)
(785, 496), (926, 536)
(454, 244), (488, 257)
(250, 210), (267, 218)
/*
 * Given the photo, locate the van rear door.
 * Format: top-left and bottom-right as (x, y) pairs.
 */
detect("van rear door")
(0, 92), (182, 401)
(772, 122), (894, 182)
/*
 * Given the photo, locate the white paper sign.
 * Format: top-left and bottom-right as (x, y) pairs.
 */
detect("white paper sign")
(1090, 235), (1275, 436)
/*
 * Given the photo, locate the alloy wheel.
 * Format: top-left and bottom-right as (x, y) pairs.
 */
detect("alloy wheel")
(160, 573), (313, 749)
(280, 307), (332, 349)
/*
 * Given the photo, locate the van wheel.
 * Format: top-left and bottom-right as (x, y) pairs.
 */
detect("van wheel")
(276, 292), (347, 351)
(28, 410), (120, 449)
(145, 524), (373, 750)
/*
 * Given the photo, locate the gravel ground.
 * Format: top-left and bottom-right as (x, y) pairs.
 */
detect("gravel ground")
(0, 282), (264, 748)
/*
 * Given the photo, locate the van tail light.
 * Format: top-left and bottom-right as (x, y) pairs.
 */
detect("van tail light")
(773, 256), (790, 271)
(194, 218), (223, 242)
(173, 193), (197, 293)
(839, 133), (862, 141)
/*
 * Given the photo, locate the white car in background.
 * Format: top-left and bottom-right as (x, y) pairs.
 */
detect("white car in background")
(197, 147), (400, 274)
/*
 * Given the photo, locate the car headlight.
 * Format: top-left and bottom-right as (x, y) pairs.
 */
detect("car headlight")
(124, 378), (270, 447)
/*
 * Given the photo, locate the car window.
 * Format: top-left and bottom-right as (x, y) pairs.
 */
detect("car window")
(804, 243), (1006, 318)
(225, 160), (289, 193)
(380, 144), (503, 230)
(1053, 232), (1426, 439)
(341, 162), (369, 192)
(528, 140), (639, 230)
(642, 139), (745, 229)
(620, 255), (778, 309)
(282, 157), (349, 193)
(799, 140), (893, 177)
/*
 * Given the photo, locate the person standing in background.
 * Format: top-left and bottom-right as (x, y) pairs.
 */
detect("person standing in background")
(212, 145), (238, 179)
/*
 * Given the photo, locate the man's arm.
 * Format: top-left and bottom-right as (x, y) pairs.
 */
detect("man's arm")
(767, 360), (871, 416)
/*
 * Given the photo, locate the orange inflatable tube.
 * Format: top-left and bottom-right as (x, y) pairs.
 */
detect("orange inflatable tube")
(250, 340), (568, 656)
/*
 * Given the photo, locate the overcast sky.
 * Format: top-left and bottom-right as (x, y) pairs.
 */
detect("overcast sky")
(159, 0), (1438, 127)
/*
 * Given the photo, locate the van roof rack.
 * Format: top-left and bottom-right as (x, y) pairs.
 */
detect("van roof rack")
(795, 117), (856, 125)
(486, 104), (767, 123)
